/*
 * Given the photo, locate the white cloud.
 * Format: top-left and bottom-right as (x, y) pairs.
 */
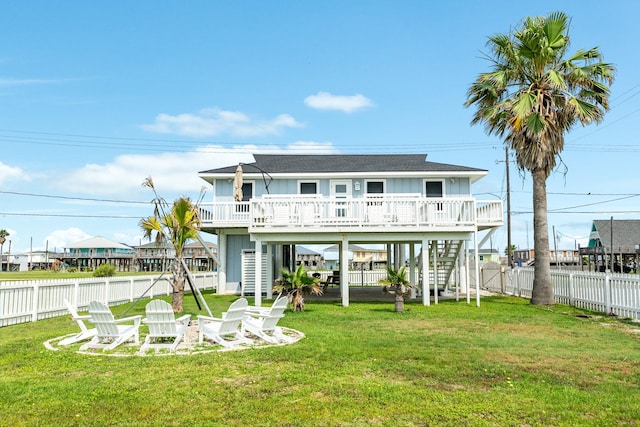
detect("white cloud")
(139, 108), (303, 137)
(45, 227), (92, 250)
(56, 144), (339, 197)
(0, 162), (30, 185)
(304, 91), (374, 113)
(57, 148), (250, 195)
(286, 140), (340, 154)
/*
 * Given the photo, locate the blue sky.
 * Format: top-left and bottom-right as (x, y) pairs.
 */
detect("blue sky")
(1, 1), (639, 254)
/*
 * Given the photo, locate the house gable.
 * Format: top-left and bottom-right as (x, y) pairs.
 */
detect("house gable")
(588, 219), (640, 253)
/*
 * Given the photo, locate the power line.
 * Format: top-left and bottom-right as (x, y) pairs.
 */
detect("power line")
(0, 190), (148, 204)
(0, 212), (140, 219)
(513, 210), (640, 215)
(548, 194), (640, 212)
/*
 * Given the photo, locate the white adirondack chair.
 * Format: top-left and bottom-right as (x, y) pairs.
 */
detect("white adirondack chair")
(243, 296), (291, 344)
(198, 298), (253, 348)
(58, 299), (97, 346)
(140, 300), (191, 353)
(80, 301), (142, 351)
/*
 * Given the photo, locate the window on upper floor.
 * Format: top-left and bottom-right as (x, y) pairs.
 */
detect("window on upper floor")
(366, 181), (384, 194)
(425, 181), (443, 198)
(425, 180), (444, 211)
(299, 181), (318, 194)
(241, 182), (253, 201)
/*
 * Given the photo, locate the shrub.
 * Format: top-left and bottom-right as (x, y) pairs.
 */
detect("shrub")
(93, 263), (116, 277)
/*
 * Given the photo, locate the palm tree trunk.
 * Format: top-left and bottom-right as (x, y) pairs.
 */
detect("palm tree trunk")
(531, 168), (554, 305)
(293, 290), (305, 312)
(394, 285), (405, 312)
(171, 261), (185, 312)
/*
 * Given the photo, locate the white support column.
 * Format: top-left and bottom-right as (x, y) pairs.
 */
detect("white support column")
(341, 238), (349, 307)
(409, 244), (416, 299)
(266, 244), (273, 300)
(455, 244), (461, 302)
(433, 241), (439, 305)
(465, 240), (471, 304)
(254, 239), (263, 307)
(218, 233), (227, 295)
(422, 239), (430, 306)
(474, 230), (480, 307)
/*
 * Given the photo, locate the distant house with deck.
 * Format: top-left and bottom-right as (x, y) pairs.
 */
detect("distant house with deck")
(197, 153), (503, 306)
(579, 219), (640, 272)
(63, 237), (136, 271)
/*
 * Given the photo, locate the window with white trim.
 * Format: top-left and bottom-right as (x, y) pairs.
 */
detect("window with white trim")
(299, 181), (318, 194)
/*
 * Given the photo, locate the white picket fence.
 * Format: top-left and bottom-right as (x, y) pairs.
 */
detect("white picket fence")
(487, 267), (640, 320)
(5, 267), (639, 327)
(0, 273), (217, 327)
(314, 269), (389, 286)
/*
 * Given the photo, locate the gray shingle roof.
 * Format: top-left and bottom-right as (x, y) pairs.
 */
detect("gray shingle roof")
(591, 220), (640, 253)
(200, 154), (486, 175)
(66, 236), (133, 250)
(295, 245), (320, 255)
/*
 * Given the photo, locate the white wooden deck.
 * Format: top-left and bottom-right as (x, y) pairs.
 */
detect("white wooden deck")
(198, 195), (503, 233)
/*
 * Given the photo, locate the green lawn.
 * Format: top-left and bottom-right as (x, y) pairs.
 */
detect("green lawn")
(1, 294), (639, 426)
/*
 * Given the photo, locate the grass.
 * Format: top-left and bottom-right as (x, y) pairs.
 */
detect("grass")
(1, 293), (639, 426)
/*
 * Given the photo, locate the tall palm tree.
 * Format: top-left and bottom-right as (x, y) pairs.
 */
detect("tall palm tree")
(140, 177), (203, 312)
(465, 11), (615, 305)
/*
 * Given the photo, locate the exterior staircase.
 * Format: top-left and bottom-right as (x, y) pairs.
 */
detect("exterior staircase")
(418, 239), (464, 292)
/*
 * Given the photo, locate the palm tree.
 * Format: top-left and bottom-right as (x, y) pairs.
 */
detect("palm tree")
(140, 177), (203, 312)
(0, 229), (8, 272)
(379, 265), (411, 312)
(273, 265), (323, 312)
(465, 11), (615, 305)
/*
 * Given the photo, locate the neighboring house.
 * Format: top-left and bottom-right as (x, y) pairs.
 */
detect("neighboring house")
(197, 153), (503, 306)
(134, 240), (218, 272)
(9, 251), (64, 271)
(350, 244), (388, 270)
(579, 219), (640, 272)
(294, 245), (323, 270)
(135, 241), (176, 272)
(183, 240), (218, 271)
(323, 244), (387, 270)
(62, 236), (136, 271)
(323, 244), (354, 270)
(470, 249), (501, 264)
(60, 237), (218, 273)
(512, 248), (581, 267)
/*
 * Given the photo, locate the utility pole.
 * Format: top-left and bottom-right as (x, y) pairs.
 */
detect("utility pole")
(506, 146), (512, 268)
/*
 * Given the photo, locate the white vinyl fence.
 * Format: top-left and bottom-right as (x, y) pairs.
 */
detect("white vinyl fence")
(0, 273), (217, 327)
(483, 267), (640, 321)
(314, 269), (389, 286)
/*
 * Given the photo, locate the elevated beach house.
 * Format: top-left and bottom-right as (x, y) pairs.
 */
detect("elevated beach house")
(197, 154), (503, 307)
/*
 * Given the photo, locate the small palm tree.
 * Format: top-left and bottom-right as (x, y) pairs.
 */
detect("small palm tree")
(140, 177), (204, 312)
(379, 265), (411, 312)
(273, 265), (323, 312)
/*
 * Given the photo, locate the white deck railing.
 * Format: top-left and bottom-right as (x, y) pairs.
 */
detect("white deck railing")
(199, 195), (503, 231)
